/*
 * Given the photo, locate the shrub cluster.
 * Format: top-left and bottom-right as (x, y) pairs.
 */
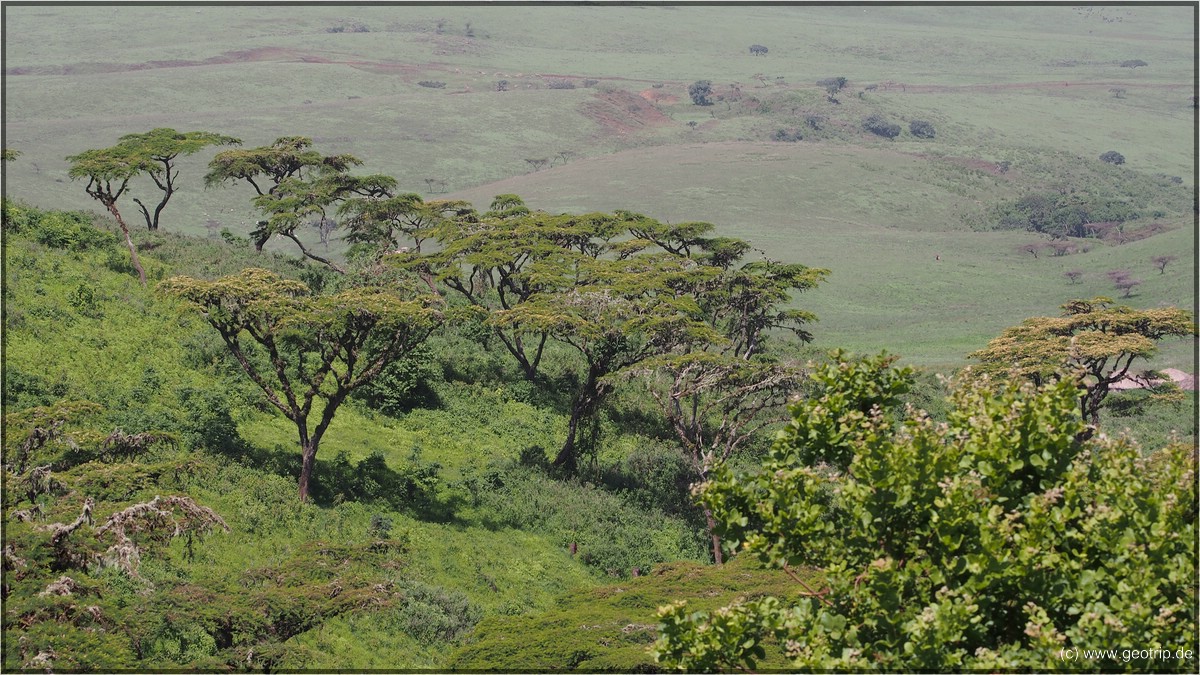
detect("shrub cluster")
(989, 191), (1139, 238)
(2, 201), (116, 251)
(656, 354), (1197, 671)
(909, 119), (936, 138)
(770, 128), (803, 142)
(862, 114), (900, 139)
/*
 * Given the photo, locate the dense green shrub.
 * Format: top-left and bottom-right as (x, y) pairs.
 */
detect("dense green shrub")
(989, 191), (1139, 237)
(2, 201), (116, 250)
(771, 128), (803, 142)
(351, 344), (439, 416)
(655, 353), (1197, 671)
(1100, 150), (1126, 165)
(862, 114), (901, 139)
(395, 579), (482, 643)
(909, 119), (936, 138)
(461, 464), (707, 575)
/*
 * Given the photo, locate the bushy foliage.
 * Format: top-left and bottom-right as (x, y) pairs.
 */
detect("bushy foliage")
(418, 80), (447, 88)
(1100, 150), (1127, 165)
(862, 114), (901, 139)
(448, 556), (797, 671)
(460, 463), (707, 576)
(2, 201), (116, 250)
(655, 352), (1197, 671)
(816, 76), (847, 91)
(909, 119), (936, 139)
(989, 191), (1140, 237)
(351, 344), (440, 416)
(688, 80), (713, 106)
(771, 128), (803, 142)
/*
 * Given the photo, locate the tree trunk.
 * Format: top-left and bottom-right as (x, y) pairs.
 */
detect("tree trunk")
(705, 507), (724, 565)
(106, 202), (147, 286)
(554, 415), (580, 475)
(298, 438), (318, 502)
(553, 366), (603, 475)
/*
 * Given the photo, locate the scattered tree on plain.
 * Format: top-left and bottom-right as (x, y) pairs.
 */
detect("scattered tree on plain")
(1151, 254), (1177, 274)
(206, 137), (395, 270)
(969, 297), (1195, 426)
(909, 120), (936, 139)
(748, 44), (768, 56)
(68, 128), (239, 232)
(1112, 276), (1142, 297)
(688, 80), (714, 106)
(1063, 269), (1083, 284)
(1099, 150), (1125, 165)
(113, 128), (240, 231)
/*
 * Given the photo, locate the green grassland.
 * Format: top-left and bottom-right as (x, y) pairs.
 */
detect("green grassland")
(2, 4), (1195, 671)
(4, 4), (1193, 367)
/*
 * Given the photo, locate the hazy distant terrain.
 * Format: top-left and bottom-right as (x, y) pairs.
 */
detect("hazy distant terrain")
(4, 4), (1193, 365)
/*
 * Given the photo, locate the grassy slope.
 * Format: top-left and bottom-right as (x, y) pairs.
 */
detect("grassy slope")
(448, 144), (1194, 367)
(445, 554), (805, 672)
(0, 222), (711, 669)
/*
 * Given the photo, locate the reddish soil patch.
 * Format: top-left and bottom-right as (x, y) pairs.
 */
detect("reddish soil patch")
(639, 88), (679, 105)
(5, 47), (320, 76)
(580, 89), (674, 138)
(1111, 368), (1196, 391)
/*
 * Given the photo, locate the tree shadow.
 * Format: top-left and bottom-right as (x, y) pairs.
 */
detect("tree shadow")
(209, 438), (462, 522)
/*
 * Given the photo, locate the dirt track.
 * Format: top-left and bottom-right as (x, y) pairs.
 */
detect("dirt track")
(7, 47), (1191, 96)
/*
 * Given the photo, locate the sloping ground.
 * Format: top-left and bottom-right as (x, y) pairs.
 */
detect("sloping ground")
(442, 142), (1194, 367)
(446, 555), (805, 671)
(580, 88), (675, 138)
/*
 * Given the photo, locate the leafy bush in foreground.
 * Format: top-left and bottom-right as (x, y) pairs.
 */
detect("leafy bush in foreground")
(655, 353), (1196, 671)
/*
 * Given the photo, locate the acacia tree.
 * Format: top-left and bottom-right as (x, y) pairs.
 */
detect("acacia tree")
(969, 297), (1195, 428)
(412, 195), (622, 383)
(494, 253), (720, 474)
(250, 172), (396, 272)
(621, 216), (828, 563)
(68, 129), (238, 232)
(339, 193), (471, 259)
(160, 268), (444, 501)
(114, 128), (240, 230)
(66, 146), (150, 285)
(205, 137), (391, 269)
(654, 353), (1195, 671)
